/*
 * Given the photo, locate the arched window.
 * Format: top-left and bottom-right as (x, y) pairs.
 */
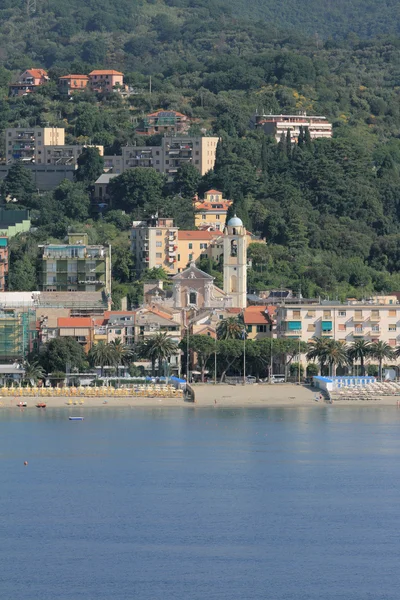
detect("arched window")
(231, 240), (237, 257)
(232, 228), (236, 235)
(189, 291), (197, 305)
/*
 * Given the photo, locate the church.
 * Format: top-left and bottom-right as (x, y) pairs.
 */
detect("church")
(145, 215), (248, 310)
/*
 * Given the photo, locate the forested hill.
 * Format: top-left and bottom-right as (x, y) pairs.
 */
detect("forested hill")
(1, 0), (400, 74)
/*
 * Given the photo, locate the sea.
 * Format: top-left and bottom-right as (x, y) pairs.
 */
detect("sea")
(1, 406), (400, 600)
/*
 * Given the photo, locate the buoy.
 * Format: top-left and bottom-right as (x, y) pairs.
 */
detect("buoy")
(24, 461), (28, 466)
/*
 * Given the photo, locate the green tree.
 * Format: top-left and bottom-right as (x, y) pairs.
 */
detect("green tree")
(173, 163), (200, 198)
(8, 255), (37, 290)
(108, 168), (163, 215)
(1, 163), (36, 206)
(89, 341), (114, 377)
(348, 340), (372, 376)
(75, 147), (104, 185)
(109, 339), (133, 375)
(217, 338), (243, 381)
(183, 334), (216, 382)
(306, 337), (330, 375)
(23, 360), (45, 385)
(325, 340), (349, 376)
(369, 341), (394, 380)
(217, 316), (244, 340)
(38, 338), (88, 374)
(141, 333), (178, 376)
(53, 180), (90, 221)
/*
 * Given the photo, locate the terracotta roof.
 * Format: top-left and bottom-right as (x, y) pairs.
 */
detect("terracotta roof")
(25, 68), (48, 78)
(243, 306), (276, 325)
(89, 70), (123, 76)
(58, 317), (93, 328)
(59, 74), (89, 80)
(195, 200), (232, 211)
(178, 230), (221, 241)
(226, 308), (242, 314)
(146, 308), (176, 321)
(205, 189), (223, 195)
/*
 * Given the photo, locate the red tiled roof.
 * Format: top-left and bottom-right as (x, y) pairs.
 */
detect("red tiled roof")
(25, 68), (48, 78)
(195, 200), (232, 211)
(205, 189), (223, 195)
(59, 74), (89, 80)
(89, 70), (123, 76)
(58, 317), (92, 328)
(243, 306), (276, 325)
(178, 230), (221, 241)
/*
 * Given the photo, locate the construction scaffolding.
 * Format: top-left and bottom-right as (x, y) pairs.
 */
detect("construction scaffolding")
(0, 309), (36, 361)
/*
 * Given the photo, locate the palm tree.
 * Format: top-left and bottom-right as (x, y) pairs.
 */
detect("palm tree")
(109, 339), (133, 376)
(369, 341), (394, 380)
(141, 333), (179, 376)
(217, 316), (244, 340)
(89, 341), (113, 377)
(306, 337), (330, 375)
(23, 360), (45, 385)
(325, 340), (349, 376)
(347, 340), (371, 376)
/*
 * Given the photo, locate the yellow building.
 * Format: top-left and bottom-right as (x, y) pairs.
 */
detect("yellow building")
(131, 217), (179, 275)
(194, 189), (232, 230)
(5, 127), (65, 164)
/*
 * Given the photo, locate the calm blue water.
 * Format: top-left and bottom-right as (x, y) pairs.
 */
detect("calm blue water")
(1, 406), (400, 600)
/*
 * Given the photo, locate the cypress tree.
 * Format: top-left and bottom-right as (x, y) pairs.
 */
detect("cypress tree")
(304, 127), (312, 150)
(286, 129), (292, 158)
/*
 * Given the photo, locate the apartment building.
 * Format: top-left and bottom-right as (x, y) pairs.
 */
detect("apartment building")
(243, 306), (275, 340)
(137, 110), (190, 136)
(131, 217), (178, 275)
(44, 144), (104, 165)
(88, 70), (124, 93)
(194, 189), (232, 230)
(0, 238), (8, 292)
(105, 136), (219, 181)
(254, 113), (332, 143)
(276, 302), (400, 348)
(39, 233), (111, 293)
(5, 127), (65, 164)
(57, 317), (94, 353)
(176, 230), (222, 271)
(9, 69), (49, 97)
(135, 307), (181, 374)
(58, 74), (89, 95)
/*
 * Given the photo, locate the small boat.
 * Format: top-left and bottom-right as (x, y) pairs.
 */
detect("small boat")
(69, 416), (84, 421)
(17, 402), (27, 407)
(36, 402), (46, 408)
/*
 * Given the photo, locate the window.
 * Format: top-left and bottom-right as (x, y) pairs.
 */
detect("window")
(372, 325), (379, 332)
(338, 311), (346, 317)
(156, 253), (162, 258)
(389, 310), (397, 317)
(257, 325), (268, 333)
(156, 241), (162, 247)
(195, 160), (199, 164)
(307, 324), (316, 332)
(189, 292), (197, 305)
(200, 243), (208, 249)
(216, 214), (220, 220)
(354, 310), (363, 319)
(247, 325), (253, 332)
(188, 243), (193, 249)
(389, 339), (397, 347)
(293, 310), (301, 318)
(156, 230), (162, 236)
(188, 254), (193, 261)
(323, 311), (332, 318)
(371, 310), (380, 319)
(202, 214), (206, 220)
(389, 324), (397, 331)
(338, 324), (346, 331)
(177, 254), (180, 261)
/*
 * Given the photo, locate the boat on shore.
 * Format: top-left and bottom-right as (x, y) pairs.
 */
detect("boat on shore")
(36, 402), (46, 408)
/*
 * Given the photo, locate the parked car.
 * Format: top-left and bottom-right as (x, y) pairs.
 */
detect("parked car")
(246, 376), (257, 384)
(270, 375), (285, 384)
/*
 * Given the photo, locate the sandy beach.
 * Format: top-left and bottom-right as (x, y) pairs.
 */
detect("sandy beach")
(1, 384), (400, 409)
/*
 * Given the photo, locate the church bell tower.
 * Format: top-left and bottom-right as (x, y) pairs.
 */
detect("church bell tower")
(223, 215), (247, 308)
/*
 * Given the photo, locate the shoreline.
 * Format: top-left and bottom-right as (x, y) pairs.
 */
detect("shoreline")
(1, 384), (400, 409)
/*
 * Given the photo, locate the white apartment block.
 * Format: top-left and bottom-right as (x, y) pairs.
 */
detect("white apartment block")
(104, 136), (219, 180)
(276, 302), (400, 348)
(254, 113), (332, 143)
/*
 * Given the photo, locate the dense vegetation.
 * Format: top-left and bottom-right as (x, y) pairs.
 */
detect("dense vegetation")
(2, 1), (400, 302)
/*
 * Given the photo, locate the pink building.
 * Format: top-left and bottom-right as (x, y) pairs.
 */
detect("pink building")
(9, 68), (49, 97)
(88, 70), (124, 93)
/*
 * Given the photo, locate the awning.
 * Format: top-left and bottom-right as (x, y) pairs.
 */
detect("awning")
(288, 321), (301, 330)
(322, 321), (332, 331)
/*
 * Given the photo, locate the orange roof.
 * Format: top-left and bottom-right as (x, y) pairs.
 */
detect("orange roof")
(146, 308), (175, 321)
(178, 230), (221, 241)
(226, 308), (242, 314)
(59, 74), (89, 80)
(243, 306), (276, 325)
(89, 70), (123, 76)
(58, 317), (93, 328)
(195, 200), (232, 211)
(25, 68), (48, 78)
(205, 189), (223, 195)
